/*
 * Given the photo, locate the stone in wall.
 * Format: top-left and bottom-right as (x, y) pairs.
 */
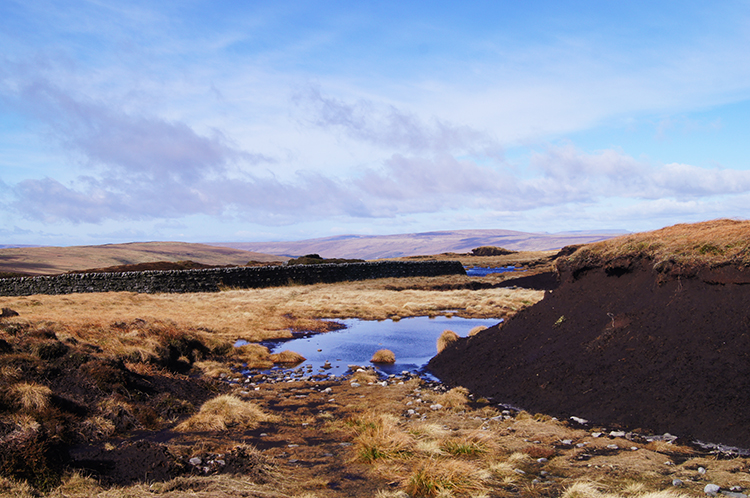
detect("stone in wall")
(0, 260), (466, 296)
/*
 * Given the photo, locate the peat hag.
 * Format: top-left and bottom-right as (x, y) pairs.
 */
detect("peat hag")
(429, 248), (750, 448)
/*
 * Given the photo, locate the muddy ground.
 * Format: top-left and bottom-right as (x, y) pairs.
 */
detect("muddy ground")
(430, 258), (750, 449)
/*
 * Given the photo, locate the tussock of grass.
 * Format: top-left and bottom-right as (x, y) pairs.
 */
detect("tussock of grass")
(193, 360), (233, 378)
(0, 476), (35, 498)
(434, 386), (470, 409)
(562, 219), (750, 274)
(370, 349), (396, 364)
(437, 330), (459, 353)
(269, 350), (306, 364)
(232, 343), (273, 369)
(174, 395), (278, 432)
(404, 458), (489, 497)
(351, 413), (414, 462)
(351, 369), (379, 384)
(468, 325), (487, 336)
(11, 382), (52, 412)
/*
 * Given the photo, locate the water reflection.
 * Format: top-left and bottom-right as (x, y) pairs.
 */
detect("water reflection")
(464, 266), (519, 277)
(251, 316), (501, 378)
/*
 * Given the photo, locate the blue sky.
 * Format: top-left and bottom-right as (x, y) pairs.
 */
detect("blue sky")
(2, 1), (750, 246)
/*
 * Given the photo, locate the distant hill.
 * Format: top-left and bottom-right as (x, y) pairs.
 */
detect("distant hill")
(214, 229), (626, 260)
(0, 242), (288, 276)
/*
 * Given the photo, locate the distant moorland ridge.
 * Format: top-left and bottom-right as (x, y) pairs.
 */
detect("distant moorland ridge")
(215, 228), (625, 260)
(0, 241), (287, 276)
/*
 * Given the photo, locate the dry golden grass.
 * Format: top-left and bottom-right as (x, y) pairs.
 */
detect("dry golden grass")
(468, 325), (487, 336)
(434, 386), (470, 409)
(351, 369), (380, 384)
(370, 349), (396, 364)
(0, 278), (543, 344)
(436, 329), (460, 353)
(563, 218), (750, 272)
(403, 458), (490, 497)
(560, 482), (691, 498)
(351, 412), (415, 462)
(232, 343), (273, 369)
(269, 350), (306, 364)
(174, 395), (278, 432)
(11, 382), (52, 412)
(192, 360), (233, 379)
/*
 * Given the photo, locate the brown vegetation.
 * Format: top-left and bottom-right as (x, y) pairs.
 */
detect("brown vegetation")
(370, 349), (396, 364)
(0, 241), (287, 276)
(268, 350), (306, 364)
(560, 218), (750, 274)
(436, 329), (459, 353)
(2, 241), (747, 497)
(0, 278), (544, 344)
(174, 395), (278, 432)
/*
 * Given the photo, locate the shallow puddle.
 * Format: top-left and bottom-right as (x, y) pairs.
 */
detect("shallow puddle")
(464, 265), (518, 276)
(253, 316), (502, 378)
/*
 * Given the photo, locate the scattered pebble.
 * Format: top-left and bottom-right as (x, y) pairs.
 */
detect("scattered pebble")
(704, 483), (720, 496)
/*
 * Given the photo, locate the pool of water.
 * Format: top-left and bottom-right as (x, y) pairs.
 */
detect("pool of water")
(251, 316), (502, 378)
(464, 266), (519, 277)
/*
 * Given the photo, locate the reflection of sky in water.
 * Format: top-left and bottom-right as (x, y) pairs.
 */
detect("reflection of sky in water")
(464, 266), (519, 277)
(254, 316), (501, 378)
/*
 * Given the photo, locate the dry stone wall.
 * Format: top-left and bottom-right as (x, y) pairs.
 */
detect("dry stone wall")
(0, 260), (465, 296)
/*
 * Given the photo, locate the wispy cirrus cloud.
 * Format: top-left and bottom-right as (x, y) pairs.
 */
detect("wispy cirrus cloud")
(294, 87), (501, 156)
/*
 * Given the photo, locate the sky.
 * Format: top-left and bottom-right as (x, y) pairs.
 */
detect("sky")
(2, 1), (750, 246)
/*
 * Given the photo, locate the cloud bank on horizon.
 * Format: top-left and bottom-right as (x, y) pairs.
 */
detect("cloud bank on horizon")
(1, 1), (750, 245)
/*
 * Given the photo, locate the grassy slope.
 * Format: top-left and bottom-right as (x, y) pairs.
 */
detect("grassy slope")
(560, 219), (750, 274)
(0, 241), (288, 276)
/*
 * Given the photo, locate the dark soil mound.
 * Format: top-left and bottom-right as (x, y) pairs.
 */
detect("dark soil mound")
(429, 258), (750, 448)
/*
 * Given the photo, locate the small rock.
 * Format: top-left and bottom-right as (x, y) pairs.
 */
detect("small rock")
(606, 444), (619, 450)
(570, 416), (588, 424)
(720, 492), (748, 498)
(323, 387), (333, 393)
(288, 444), (299, 448)
(591, 432), (602, 438)
(560, 439), (573, 446)
(537, 458), (548, 463)
(350, 382), (360, 387)
(513, 469), (526, 475)
(189, 457), (202, 466)
(698, 467), (707, 474)
(704, 483), (721, 496)
(407, 409), (415, 415)
(216, 459), (225, 466)
(609, 431), (626, 438)
(672, 479), (684, 487)
(430, 404), (443, 410)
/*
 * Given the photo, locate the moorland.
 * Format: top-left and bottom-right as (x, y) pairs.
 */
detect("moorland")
(1, 223), (749, 498)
